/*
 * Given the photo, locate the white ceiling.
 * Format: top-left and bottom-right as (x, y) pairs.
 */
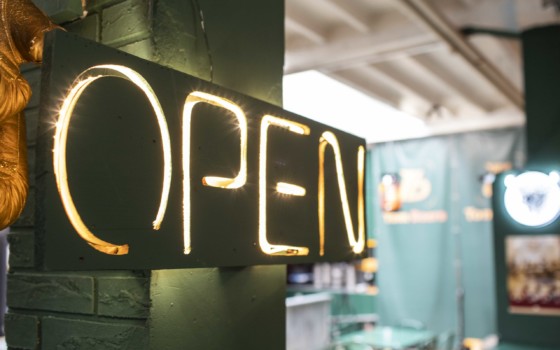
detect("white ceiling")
(285, 0), (560, 139)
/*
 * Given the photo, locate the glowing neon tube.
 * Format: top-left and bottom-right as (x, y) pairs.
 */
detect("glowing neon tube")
(318, 131), (365, 255)
(259, 115), (310, 256)
(54, 65), (172, 255)
(182, 91), (248, 254)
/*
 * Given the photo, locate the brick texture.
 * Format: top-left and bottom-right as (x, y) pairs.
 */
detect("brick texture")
(7, 1), (283, 348)
(34, 0), (83, 23)
(8, 273), (95, 314)
(42, 317), (148, 349)
(64, 13), (100, 41)
(4, 313), (39, 349)
(7, 1), (154, 348)
(101, 0), (151, 48)
(97, 276), (150, 319)
(7, 231), (34, 268)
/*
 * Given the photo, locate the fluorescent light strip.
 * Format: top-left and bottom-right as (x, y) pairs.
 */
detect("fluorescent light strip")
(54, 65), (172, 255)
(259, 115), (310, 256)
(182, 91), (248, 254)
(318, 131), (365, 255)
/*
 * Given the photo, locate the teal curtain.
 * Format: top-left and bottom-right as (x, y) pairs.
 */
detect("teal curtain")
(367, 127), (525, 338)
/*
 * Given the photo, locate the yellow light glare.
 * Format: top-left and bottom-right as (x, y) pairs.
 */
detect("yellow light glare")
(259, 115), (310, 256)
(318, 131), (365, 255)
(182, 91), (248, 254)
(265, 116), (310, 135)
(276, 182), (306, 196)
(54, 65), (173, 255)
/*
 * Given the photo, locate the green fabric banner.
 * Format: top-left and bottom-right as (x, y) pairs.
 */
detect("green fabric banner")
(367, 127), (526, 339)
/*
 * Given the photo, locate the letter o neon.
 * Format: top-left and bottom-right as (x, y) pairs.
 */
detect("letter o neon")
(53, 65), (172, 255)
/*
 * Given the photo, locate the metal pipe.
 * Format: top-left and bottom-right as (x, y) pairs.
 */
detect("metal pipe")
(461, 26), (520, 40)
(398, 0), (524, 109)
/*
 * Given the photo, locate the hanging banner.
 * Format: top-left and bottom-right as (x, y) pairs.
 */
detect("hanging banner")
(36, 31), (367, 270)
(369, 128), (525, 338)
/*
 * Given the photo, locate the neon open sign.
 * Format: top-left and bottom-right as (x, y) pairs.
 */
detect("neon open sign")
(38, 32), (366, 270)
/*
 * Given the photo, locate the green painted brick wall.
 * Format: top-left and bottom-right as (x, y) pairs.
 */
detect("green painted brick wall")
(7, 1), (286, 348)
(8, 230), (34, 268)
(97, 276), (150, 319)
(118, 38), (154, 61)
(8, 1), (155, 348)
(41, 317), (149, 349)
(101, 0), (151, 47)
(64, 14), (100, 41)
(35, 0), (82, 23)
(84, 0), (128, 13)
(8, 273), (95, 314)
(5, 313), (40, 349)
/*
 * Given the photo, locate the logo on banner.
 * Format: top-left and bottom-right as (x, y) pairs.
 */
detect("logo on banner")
(464, 161), (512, 223)
(399, 169), (432, 203)
(382, 168), (447, 225)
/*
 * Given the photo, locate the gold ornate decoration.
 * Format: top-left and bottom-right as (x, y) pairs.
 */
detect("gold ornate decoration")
(0, 0), (58, 229)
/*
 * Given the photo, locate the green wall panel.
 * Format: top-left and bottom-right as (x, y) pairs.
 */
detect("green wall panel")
(147, 1), (287, 349)
(150, 266), (286, 349)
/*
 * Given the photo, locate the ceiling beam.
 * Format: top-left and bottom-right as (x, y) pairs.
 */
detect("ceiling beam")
(285, 21), (442, 74)
(372, 61), (448, 111)
(285, 8), (326, 45)
(327, 69), (403, 108)
(324, 0), (371, 33)
(341, 65), (434, 117)
(397, 0), (524, 109)
(402, 56), (491, 114)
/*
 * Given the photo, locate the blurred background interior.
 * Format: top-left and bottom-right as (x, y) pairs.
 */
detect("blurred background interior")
(283, 1), (560, 350)
(1, 1), (559, 349)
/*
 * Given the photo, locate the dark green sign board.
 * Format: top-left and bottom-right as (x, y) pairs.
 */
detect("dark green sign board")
(492, 170), (560, 348)
(37, 31), (367, 270)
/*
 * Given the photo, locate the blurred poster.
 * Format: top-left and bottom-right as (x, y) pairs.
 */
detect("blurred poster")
(379, 173), (401, 212)
(506, 235), (560, 315)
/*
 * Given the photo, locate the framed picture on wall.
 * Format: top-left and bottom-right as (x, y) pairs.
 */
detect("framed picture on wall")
(506, 235), (560, 316)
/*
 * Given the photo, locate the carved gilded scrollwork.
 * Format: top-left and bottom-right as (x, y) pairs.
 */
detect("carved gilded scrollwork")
(0, 0), (58, 229)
